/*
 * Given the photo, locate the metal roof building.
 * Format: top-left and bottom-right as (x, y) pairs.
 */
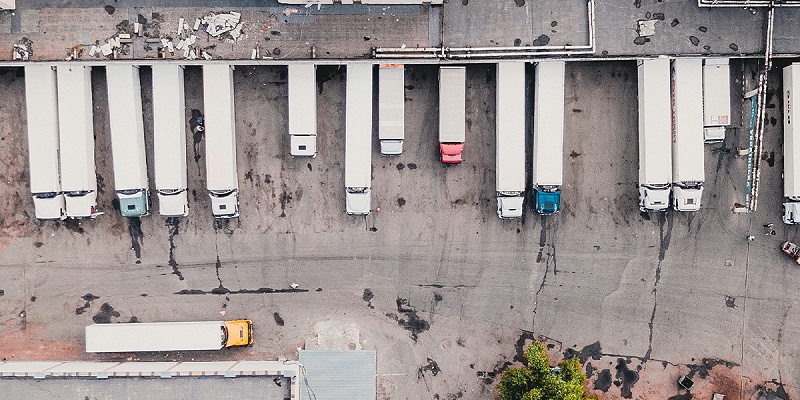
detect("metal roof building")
(299, 350), (376, 400)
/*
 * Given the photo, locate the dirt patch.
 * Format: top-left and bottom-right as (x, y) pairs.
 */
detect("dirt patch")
(0, 319), (86, 361)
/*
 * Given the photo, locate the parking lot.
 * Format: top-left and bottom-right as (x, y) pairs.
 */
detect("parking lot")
(0, 59), (798, 399)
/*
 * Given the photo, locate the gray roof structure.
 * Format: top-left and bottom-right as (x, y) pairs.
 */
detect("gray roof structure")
(299, 350), (376, 400)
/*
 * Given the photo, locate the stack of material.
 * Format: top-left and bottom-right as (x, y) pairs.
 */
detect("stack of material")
(86, 33), (131, 58)
(12, 37), (32, 60)
(202, 11), (242, 38)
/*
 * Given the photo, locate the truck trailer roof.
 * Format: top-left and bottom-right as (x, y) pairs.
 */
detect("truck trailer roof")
(671, 58), (705, 184)
(702, 58), (731, 127)
(785, 63), (800, 199)
(106, 64), (148, 191)
(24, 64), (61, 195)
(56, 64), (96, 192)
(345, 63), (373, 188)
(439, 66), (466, 144)
(378, 64), (405, 141)
(85, 321), (227, 352)
(202, 64), (239, 192)
(288, 63), (317, 137)
(637, 58), (673, 186)
(495, 62), (526, 193)
(152, 64), (188, 193)
(532, 61), (565, 187)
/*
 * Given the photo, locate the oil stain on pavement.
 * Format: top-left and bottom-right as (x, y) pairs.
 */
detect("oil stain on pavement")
(92, 303), (120, 324)
(386, 297), (430, 342)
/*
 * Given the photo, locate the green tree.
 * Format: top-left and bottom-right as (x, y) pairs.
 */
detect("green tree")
(497, 341), (596, 400)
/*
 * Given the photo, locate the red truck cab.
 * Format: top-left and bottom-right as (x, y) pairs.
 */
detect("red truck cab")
(440, 143), (465, 164)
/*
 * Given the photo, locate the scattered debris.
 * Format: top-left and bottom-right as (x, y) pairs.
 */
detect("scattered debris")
(202, 11), (242, 38)
(12, 37), (33, 61)
(637, 19), (657, 37)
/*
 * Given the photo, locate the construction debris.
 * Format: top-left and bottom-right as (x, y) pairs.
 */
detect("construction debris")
(202, 11), (242, 38)
(12, 37), (33, 60)
(637, 19), (657, 37)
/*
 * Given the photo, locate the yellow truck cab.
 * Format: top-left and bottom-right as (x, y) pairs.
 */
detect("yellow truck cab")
(224, 319), (253, 347)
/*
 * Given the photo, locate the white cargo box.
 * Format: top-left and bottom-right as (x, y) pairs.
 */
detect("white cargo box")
(532, 61), (565, 187)
(202, 64), (238, 193)
(785, 63), (800, 200)
(25, 65), (61, 195)
(702, 58), (731, 142)
(288, 63), (317, 157)
(152, 64), (189, 217)
(637, 58), (673, 186)
(25, 64), (65, 220)
(671, 58), (705, 184)
(85, 322), (226, 352)
(378, 64), (405, 155)
(106, 64), (148, 192)
(496, 62), (526, 194)
(56, 64), (98, 218)
(439, 66), (466, 144)
(345, 64), (373, 189)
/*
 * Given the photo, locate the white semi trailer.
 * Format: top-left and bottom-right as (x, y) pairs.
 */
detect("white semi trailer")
(57, 64), (99, 219)
(203, 64), (239, 218)
(439, 66), (466, 164)
(288, 63), (317, 157)
(670, 58), (705, 212)
(702, 58), (731, 143)
(106, 64), (150, 218)
(532, 61), (565, 215)
(345, 63), (373, 215)
(784, 63), (800, 224)
(24, 64), (66, 220)
(85, 320), (253, 352)
(152, 64), (189, 217)
(495, 62), (526, 219)
(378, 64), (405, 156)
(637, 58), (672, 212)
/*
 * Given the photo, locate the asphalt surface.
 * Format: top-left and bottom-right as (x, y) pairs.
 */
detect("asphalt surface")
(0, 58), (798, 399)
(0, 376), (287, 399)
(2, 1), (800, 61)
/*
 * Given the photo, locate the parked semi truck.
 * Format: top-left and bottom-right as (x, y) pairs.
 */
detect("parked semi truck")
(345, 63), (373, 215)
(24, 64), (65, 220)
(670, 59), (705, 211)
(152, 64), (189, 217)
(702, 58), (731, 143)
(637, 58), (672, 212)
(203, 64), (239, 218)
(378, 64), (405, 156)
(496, 62), (526, 219)
(532, 61), (565, 215)
(106, 64), (150, 217)
(56, 64), (100, 218)
(784, 63), (800, 224)
(85, 320), (253, 352)
(288, 63), (317, 157)
(439, 66), (466, 164)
